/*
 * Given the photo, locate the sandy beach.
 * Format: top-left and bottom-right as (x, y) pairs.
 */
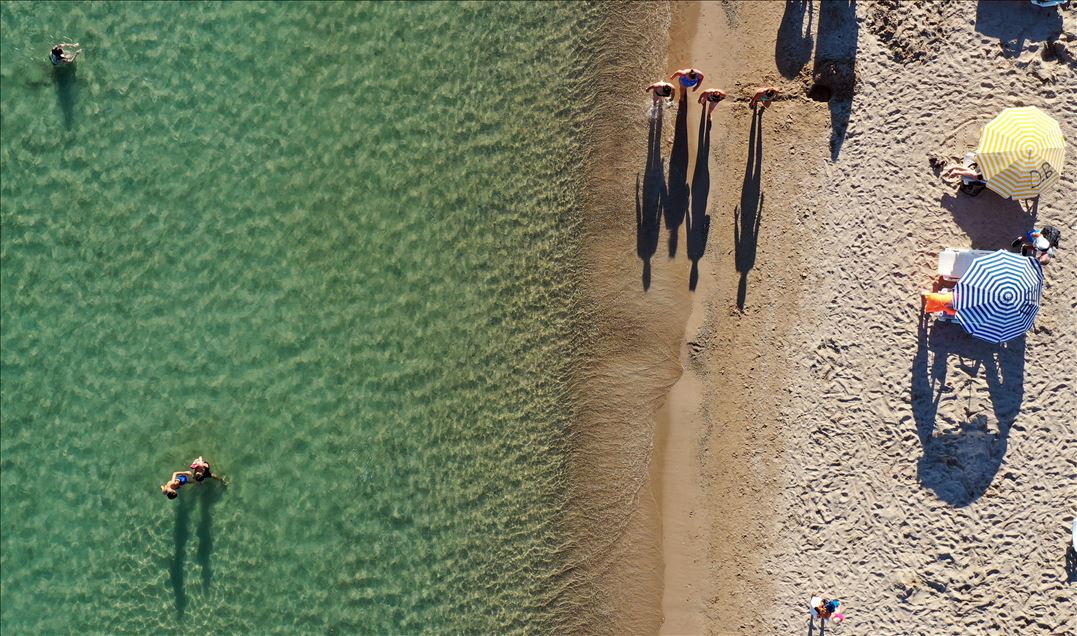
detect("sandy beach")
(574, 1), (1076, 634)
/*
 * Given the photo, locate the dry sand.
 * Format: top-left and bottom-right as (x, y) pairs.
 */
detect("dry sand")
(573, 1), (1076, 634)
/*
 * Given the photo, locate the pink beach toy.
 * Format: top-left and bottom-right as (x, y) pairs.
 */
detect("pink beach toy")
(832, 613), (845, 623)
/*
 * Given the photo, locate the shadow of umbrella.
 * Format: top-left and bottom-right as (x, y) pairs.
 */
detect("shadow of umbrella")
(911, 315), (1025, 507)
(813, 0), (858, 160)
(940, 192), (1031, 250)
(776, 0), (814, 79)
(975, 0), (1064, 58)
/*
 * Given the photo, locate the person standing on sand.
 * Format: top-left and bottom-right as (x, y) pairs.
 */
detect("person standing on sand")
(671, 68), (705, 95)
(697, 88), (728, 119)
(749, 86), (780, 111)
(645, 81), (676, 105)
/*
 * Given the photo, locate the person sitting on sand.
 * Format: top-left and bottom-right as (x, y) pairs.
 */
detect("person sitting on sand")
(190, 456), (225, 484)
(645, 81), (676, 105)
(943, 165), (984, 182)
(161, 471), (194, 499)
(50, 43), (80, 66)
(697, 88), (728, 119)
(749, 86), (779, 110)
(922, 290), (956, 317)
(670, 68), (705, 94)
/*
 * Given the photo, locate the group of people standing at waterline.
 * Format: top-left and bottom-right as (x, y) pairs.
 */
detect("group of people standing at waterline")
(161, 456), (224, 499)
(646, 67), (780, 118)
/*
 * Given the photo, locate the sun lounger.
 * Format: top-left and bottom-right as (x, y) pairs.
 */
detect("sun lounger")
(937, 248), (995, 282)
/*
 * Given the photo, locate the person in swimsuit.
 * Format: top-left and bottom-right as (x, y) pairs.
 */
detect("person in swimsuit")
(670, 68), (705, 95)
(190, 456), (225, 484)
(645, 81), (676, 105)
(697, 88), (728, 119)
(50, 43), (80, 66)
(161, 471), (194, 499)
(749, 86), (780, 111)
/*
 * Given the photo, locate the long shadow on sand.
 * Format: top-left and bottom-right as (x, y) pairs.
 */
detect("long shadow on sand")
(687, 109), (712, 291)
(814, 0), (858, 160)
(975, 0), (1063, 58)
(637, 107), (667, 290)
(912, 313), (1025, 507)
(734, 109), (763, 311)
(941, 191), (1034, 250)
(665, 91), (691, 258)
(776, 0), (814, 79)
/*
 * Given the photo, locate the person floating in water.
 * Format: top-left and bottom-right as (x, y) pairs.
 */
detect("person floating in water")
(697, 88), (728, 120)
(670, 68), (705, 95)
(161, 470), (194, 499)
(645, 81), (676, 105)
(190, 456), (225, 485)
(749, 86), (780, 111)
(50, 43), (80, 66)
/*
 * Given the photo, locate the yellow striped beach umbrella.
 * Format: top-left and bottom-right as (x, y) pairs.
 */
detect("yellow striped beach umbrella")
(976, 106), (1065, 200)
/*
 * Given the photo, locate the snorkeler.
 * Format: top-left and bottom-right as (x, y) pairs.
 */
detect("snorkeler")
(749, 86), (780, 111)
(190, 456), (225, 484)
(161, 471), (194, 499)
(645, 81), (676, 105)
(670, 68), (705, 95)
(697, 88), (728, 119)
(50, 43), (80, 66)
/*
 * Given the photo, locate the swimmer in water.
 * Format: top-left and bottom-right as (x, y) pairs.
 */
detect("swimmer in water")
(645, 81), (676, 105)
(697, 88), (728, 120)
(190, 456), (225, 485)
(50, 43), (80, 66)
(161, 471), (194, 499)
(670, 68), (705, 95)
(749, 86), (780, 111)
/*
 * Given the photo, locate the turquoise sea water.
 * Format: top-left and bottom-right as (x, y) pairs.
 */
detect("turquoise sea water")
(1, 2), (602, 633)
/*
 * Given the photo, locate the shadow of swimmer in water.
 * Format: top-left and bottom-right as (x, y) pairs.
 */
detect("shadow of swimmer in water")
(168, 462), (227, 617)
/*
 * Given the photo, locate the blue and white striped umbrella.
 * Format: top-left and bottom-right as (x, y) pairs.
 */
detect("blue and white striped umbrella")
(953, 250), (1043, 343)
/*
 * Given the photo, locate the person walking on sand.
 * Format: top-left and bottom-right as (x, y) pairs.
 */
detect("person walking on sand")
(645, 81), (676, 105)
(50, 43), (80, 65)
(697, 88), (728, 119)
(190, 456), (226, 484)
(671, 68), (704, 94)
(749, 86), (780, 111)
(161, 470), (194, 499)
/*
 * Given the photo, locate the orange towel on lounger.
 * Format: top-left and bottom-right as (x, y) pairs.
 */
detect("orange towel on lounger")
(923, 291), (956, 316)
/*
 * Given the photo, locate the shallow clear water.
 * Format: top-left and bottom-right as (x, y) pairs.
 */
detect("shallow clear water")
(1, 2), (599, 633)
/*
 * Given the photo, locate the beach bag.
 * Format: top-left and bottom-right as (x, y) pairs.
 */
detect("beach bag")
(1040, 225), (1061, 249)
